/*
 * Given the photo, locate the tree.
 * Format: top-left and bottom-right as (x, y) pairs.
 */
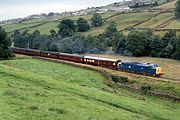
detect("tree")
(126, 31), (149, 56)
(77, 18), (90, 32)
(175, 0), (180, 19)
(29, 30), (41, 49)
(103, 21), (119, 47)
(172, 36), (180, 60)
(91, 13), (103, 27)
(149, 35), (163, 57)
(0, 26), (13, 58)
(12, 29), (29, 48)
(50, 43), (59, 52)
(112, 33), (126, 54)
(160, 30), (176, 57)
(164, 43), (174, 58)
(48, 12), (54, 17)
(58, 19), (76, 38)
(49, 30), (58, 38)
(104, 21), (118, 38)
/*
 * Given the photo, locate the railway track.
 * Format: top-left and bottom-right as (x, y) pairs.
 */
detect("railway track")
(34, 56), (180, 84)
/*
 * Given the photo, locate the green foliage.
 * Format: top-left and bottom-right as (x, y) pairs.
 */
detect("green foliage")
(0, 26), (13, 58)
(172, 35), (180, 60)
(76, 17), (90, 32)
(104, 21), (118, 38)
(175, 0), (180, 19)
(50, 43), (59, 52)
(58, 19), (76, 38)
(112, 76), (129, 83)
(160, 30), (176, 58)
(112, 33), (126, 54)
(140, 85), (152, 94)
(12, 30), (30, 48)
(91, 13), (103, 27)
(150, 35), (163, 57)
(126, 31), (149, 56)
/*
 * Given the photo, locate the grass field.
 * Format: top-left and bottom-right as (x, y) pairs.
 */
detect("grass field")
(136, 13), (174, 29)
(154, 0), (177, 9)
(165, 19), (180, 29)
(83, 12), (157, 36)
(3, 9), (180, 36)
(2, 13), (115, 35)
(2, 18), (50, 33)
(0, 58), (179, 120)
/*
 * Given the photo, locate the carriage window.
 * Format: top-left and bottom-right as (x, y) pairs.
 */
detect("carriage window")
(92, 60), (95, 62)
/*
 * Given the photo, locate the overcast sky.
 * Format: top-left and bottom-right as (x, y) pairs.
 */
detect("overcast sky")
(0, 0), (124, 21)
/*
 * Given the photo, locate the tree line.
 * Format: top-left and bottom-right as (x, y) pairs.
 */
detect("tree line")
(11, 18), (180, 60)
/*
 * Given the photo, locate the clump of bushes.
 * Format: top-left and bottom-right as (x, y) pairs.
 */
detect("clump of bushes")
(140, 85), (151, 94)
(112, 76), (129, 83)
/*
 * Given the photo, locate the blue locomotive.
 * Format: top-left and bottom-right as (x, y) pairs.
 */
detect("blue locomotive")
(118, 62), (163, 77)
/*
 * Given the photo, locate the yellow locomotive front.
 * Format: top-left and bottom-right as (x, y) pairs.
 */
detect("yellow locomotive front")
(156, 67), (163, 77)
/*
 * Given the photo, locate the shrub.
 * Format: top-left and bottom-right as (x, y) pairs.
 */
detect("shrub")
(112, 76), (129, 83)
(140, 85), (151, 94)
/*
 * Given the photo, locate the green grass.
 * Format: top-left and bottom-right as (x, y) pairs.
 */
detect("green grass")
(2, 18), (49, 33)
(3, 13), (115, 35)
(165, 19), (180, 29)
(136, 13), (174, 29)
(154, 0), (177, 9)
(28, 13), (115, 35)
(0, 58), (179, 120)
(28, 21), (60, 35)
(83, 12), (157, 36)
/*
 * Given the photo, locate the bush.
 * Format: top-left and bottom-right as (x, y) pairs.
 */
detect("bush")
(112, 76), (129, 83)
(140, 85), (151, 94)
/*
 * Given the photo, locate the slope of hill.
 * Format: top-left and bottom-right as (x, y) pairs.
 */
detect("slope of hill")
(2, 0), (180, 36)
(154, 0), (177, 9)
(0, 58), (179, 120)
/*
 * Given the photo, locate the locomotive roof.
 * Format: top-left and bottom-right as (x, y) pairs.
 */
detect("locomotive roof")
(122, 62), (158, 67)
(84, 56), (120, 62)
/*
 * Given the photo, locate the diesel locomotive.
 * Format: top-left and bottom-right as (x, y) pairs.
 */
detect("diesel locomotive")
(11, 47), (163, 77)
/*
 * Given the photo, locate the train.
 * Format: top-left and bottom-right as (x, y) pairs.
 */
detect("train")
(11, 47), (163, 77)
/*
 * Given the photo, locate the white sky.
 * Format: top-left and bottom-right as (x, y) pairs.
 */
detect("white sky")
(0, 0), (124, 21)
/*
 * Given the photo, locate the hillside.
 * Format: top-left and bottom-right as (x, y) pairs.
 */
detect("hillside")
(0, 58), (180, 120)
(2, 0), (180, 36)
(154, 0), (177, 9)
